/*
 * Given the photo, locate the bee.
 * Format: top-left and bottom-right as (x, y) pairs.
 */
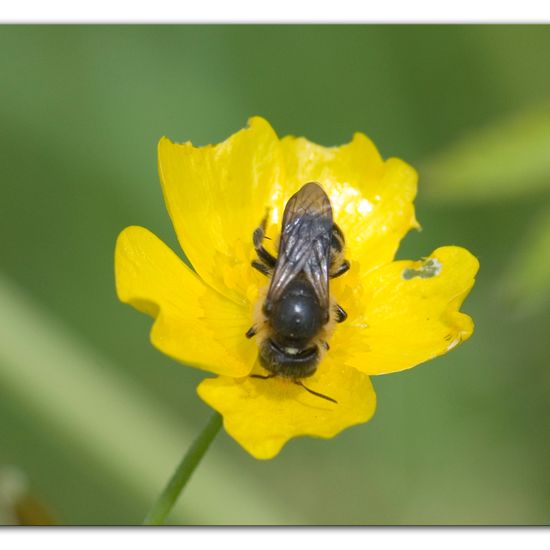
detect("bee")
(245, 182), (350, 404)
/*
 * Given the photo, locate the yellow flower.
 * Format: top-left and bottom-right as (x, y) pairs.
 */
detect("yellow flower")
(115, 117), (478, 460)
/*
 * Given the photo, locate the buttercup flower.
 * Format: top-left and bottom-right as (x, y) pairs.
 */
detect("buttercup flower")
(115, 117), (478, 459)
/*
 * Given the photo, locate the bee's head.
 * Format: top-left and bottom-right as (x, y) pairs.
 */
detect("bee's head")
(267, 278), (325, 346)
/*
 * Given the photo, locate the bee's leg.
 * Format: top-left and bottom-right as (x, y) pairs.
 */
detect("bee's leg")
(335, 304), (347, 323)
(321, 340), (330, 351)
(251, 259), (272, 277)
(245, 326), (257, 338)
(253, 217), (277, 269)
(250, 373), (277, 380)
(329, 224), (349, 279)
(332, 223), (345, 251)
(330, 259), (350, 279)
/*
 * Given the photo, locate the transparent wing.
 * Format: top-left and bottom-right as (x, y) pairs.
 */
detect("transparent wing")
(267, 182), (333, 309)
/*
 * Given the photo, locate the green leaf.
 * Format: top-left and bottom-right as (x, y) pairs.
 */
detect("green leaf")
(420, 103), (550, 202)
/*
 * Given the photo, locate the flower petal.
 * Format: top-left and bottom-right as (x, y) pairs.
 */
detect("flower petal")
(197, 357), (376, 459)
(157, 117), (283, 302)
(274, 132), (418, 273)
(115, 226), (256, 377)
(330, 246), (479, 376)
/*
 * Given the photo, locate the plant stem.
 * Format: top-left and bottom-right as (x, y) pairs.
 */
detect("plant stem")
(143, 411), (223, 525)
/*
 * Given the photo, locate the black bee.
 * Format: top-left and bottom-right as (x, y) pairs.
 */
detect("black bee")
(245, 182), (350, 403)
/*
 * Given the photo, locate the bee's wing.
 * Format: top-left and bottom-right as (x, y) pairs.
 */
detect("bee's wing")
(267, 182), (333, 309)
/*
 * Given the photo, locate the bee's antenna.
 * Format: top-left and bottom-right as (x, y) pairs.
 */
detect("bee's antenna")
(294, 380), (338, 404)
(251, 375), (338, 404)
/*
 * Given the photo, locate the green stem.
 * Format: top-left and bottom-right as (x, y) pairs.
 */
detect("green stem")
(143, 411), (223, 525)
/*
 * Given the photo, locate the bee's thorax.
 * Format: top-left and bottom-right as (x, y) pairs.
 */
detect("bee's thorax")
(266, 278), (324, 347)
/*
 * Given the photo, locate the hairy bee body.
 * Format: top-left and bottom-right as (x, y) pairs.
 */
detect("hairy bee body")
(259, 276), (325, 378)
(247, 182), (349, 387)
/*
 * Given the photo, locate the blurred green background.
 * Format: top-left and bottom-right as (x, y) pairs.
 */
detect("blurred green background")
(1, 25), (550, 525)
